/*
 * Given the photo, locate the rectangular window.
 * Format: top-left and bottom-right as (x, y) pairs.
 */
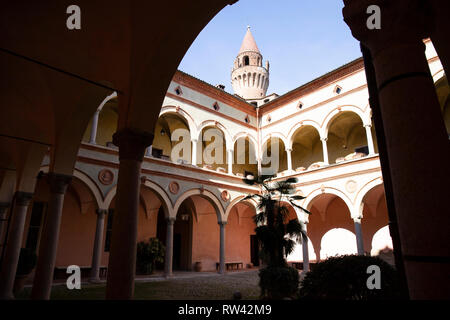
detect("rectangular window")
(104, 208), (114, 252)
(25, 202), (47, 251)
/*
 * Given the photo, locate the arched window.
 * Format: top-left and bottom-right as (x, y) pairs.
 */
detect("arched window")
(244, 56), (249, 66)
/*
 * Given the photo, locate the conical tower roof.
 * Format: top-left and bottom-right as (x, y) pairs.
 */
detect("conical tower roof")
(239, 26), (260, 53)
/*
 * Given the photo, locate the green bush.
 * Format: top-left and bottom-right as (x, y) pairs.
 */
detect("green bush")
(16, 248), (37, 276)
(136, 238), (165, 275)
(298, 255), (405, 300)
(259, 266), (299, 299)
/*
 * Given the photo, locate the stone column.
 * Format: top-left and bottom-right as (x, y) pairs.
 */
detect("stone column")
(344, 0), (450, 298)
(257, 158), (262, 176)
(218, 221), (226, 274)
(89, 110), (100, 144)
(105, 128), (153, 300)
(191, 139), (198, 166)
(31, 173), (72, 300)
(0, 202), (9, 241)
(89, 209), (107, 283)
(286, 148), (293, 172)
(145, 145), (153, 157)
(364, 124), (375, 155)
(0, 192), (33, 299)
(301, 223), (310, 272)
(227, 149), (233, 174)
(164, 217), (175, 277)
(321, 138), (329, 164)
(353, 217), (364, 255)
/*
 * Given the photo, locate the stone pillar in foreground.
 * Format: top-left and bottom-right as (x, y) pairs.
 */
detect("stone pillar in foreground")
(301, 223), (310, 272)
(218, 221), (227, 274)
(105, 128), (153, 300)
(353, 217), (364, 255)
(343, 0), (450, 299)
(0, 192), (33, 299)
(89, 209), (107, 283)
(31, 173), (72, 300)
(321, 138), (329, 164)
(164, 217), (175, 277)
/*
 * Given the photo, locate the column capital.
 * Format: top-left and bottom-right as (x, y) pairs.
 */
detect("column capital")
(166, 217), (176, 225)
(353, 216), (363, 223)
(320, 137), (328, 142)
(113, 128), (154, 162)
(191, 138), (198, 143)
(47, 172), (72, 194)
(218, 221), (227, 226)
(0, 202), (10, 212)
(95, 208), (108, 216)
(343, 0), (431, 54)
(285, 148), (292, 153)
(15, 191), (34, 206)
(364, 123), (372, 128)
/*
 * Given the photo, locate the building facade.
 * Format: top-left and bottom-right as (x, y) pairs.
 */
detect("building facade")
(0, 25), (447, 296)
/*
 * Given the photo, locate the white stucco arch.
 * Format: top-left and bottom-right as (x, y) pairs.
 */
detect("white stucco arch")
(354, 177), (384, 218)
(302, 186), (356, 220)
(232, 132), (258, 150)
(160, 105), (198, 140)
(224, 195), (258, 220)
(261, 132), (288, 150)
(96, 91), (118, 112)
(287, 120), (323, 150)
(197, 120), (233, 151)
(322, 105), (370, 137)
(40, 165), (103, 210)
(141, 179), (174, 219)
(173, 188), (226, 223)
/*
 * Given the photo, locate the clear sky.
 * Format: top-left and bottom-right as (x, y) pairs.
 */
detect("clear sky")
(178, 0), (362, 96)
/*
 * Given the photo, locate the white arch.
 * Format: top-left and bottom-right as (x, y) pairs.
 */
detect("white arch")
(197, 120), (233, 150)
(286, 235), (317, 262)
(354, 177), (384, 218)
(40, 165), (103, 210)
(287, 120), (322, 150)
(322, 105), (370, 137)
(232, 132), (258, 150)
(224, 195), (257, 220)
(97, 91), (118, 112)
(160, 105), (198, 140)
(141, 179), (174, 218)
(261, 132), (288, 149)
(173, 188), (226, 223)
(302, 186), (356, 220)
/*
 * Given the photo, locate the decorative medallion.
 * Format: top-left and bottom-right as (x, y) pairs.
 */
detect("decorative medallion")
(98, 169), (114, 185)
(345, 180), (358, 193)
(221, 190), (230, 202)
(169, 181), (180, 194)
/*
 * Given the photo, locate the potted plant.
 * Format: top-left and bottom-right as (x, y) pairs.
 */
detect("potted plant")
(14, 248), (37, 295)
(136, 238), (165, 275)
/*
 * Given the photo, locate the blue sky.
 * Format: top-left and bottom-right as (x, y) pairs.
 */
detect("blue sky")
(178, 0), (362, 96)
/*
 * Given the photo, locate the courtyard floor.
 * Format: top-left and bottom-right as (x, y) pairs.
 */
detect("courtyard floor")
(16, 269), (261, 300)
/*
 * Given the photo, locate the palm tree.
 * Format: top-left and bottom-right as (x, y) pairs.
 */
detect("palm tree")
(242, 174), (311, 299)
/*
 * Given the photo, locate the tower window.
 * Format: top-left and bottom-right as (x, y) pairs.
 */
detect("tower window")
(244, 56), (249, 66)
(334, 85), (342, 94)
(245, 115), (250, 123)
(213, 102), (220, 111)
(298, 101), (304, 109)
(175, 86), (183, 95)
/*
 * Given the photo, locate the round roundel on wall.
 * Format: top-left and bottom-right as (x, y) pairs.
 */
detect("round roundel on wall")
(98, 169), (114, 185)
(345, 180), (358, 193)
(221, 190), (230, 202)
(169, 181), (180, 194)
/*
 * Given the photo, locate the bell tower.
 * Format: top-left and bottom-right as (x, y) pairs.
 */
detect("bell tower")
(231, 27), (269, 99)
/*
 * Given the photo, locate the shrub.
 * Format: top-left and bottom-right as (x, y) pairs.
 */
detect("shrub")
(259, 266), (299, 300)
(16, 248), (37, 276)
(136, 238), (165, 275)
(298, 255), (405, 300)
